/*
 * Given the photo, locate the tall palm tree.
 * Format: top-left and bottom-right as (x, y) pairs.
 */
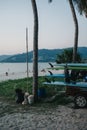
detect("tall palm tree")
(49, 0), (87, 62)
(68, 0), (78, 63)
(49, 0), (78, 62)
(70, 0), (87, 62)
(31, 0), (51, 102)
(31, 0), (38, 102)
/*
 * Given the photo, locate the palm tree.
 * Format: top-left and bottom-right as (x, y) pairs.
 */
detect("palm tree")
(69, 0), (87, 62)
(56, 48), (82, 63)
(68, 0), (78, 63)
(49, 0), (78, 62)
(31, 0), (38, 102)
(31, 0), (52, 102)
(49, 0), (87, 62)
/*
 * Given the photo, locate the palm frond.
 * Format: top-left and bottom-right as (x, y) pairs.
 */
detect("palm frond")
(48, 0), (52, 3)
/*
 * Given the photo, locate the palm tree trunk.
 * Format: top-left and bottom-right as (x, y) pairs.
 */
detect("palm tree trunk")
(68, 0), (79, 62)
(31, 0), (38, 102)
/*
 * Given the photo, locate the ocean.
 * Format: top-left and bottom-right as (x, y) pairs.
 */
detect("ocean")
(0, 62), (56, 81)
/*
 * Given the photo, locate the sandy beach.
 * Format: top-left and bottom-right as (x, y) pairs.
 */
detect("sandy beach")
(0, 100), (87, 130)
(0, 63), (87, 130)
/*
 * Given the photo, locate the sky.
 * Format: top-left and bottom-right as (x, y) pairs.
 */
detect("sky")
(0, 0), (87, 55)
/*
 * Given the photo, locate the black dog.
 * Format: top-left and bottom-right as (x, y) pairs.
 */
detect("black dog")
(15, 88), (24, 104)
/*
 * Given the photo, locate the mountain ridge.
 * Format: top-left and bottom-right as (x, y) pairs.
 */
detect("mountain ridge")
(0, 47), (87, 62)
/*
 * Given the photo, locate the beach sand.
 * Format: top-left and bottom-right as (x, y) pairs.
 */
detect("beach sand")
(0, 100), (87, 130)
(0, 68), (87, 130)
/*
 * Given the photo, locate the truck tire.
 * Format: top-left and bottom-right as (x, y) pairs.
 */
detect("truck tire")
(74, 95), (87, 108)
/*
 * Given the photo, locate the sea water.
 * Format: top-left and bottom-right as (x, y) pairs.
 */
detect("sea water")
(0, 62), (57, 81)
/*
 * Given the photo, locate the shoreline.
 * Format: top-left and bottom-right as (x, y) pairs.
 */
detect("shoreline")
(0, 71), (46, 82)
(0, 69), (63, 82)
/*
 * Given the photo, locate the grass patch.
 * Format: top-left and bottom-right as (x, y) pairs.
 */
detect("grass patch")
(0, 78), (33, 100)
(0, 76), (72, 106)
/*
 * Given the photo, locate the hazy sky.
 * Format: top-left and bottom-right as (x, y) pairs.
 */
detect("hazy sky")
(0, 0), (87, 55)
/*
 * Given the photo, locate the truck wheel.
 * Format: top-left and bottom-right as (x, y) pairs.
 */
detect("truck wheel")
(74, 95), (87, 108)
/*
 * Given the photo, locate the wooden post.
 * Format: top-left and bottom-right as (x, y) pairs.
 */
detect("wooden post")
(26, 27), (29, 92)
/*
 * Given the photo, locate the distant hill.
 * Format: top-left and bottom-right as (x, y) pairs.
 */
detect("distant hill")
(77, 47), (87, 59)
(0, 47), (87, 62)
(0, 55), (11, 62)
(1, 49), (61, 62)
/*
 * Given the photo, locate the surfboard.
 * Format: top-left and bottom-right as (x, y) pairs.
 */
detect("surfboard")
(45, 74), (65, 78)
(43, 81), (87, 88)
(48, 63), (87, 70)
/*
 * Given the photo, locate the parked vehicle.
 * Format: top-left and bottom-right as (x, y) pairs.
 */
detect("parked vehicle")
(44, 63), (87, 108)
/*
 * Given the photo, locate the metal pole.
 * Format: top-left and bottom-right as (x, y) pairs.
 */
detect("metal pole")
(26, 27), (29, 92)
